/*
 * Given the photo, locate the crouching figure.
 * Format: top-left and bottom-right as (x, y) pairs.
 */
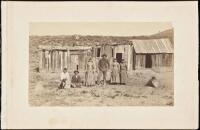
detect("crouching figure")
(71, 70), (82, 88)
(146, 76), (160, 88)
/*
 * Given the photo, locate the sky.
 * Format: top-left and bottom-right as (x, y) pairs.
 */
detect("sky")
(29, 22), (173, 36)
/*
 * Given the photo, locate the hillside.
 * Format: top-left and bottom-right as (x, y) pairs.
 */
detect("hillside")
(29, 28), (174, 47)
(150, 29), (174, 46)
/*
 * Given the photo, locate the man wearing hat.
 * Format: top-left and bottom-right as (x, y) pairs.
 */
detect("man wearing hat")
(97, 53), (110, 86)
(71, 70), (82, 88)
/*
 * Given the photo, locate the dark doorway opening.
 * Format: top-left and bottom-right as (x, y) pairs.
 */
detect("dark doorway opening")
(145, 55), (152, 68)
(97, 48), (101, 57)
(116, 53), (122, 63)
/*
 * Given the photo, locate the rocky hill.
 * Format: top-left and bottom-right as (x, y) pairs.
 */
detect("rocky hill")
(150, 29), (174, 46)
(29, 28), (174, 47)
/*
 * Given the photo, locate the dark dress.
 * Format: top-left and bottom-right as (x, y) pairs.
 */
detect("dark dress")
(120, 63), (128, 84)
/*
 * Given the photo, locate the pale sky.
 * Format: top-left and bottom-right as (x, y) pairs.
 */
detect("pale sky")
(30, 22), (172, 36)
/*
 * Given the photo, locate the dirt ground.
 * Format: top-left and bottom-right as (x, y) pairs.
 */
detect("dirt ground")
(29, 35), (174, 106)
(29, 68), (174, 106)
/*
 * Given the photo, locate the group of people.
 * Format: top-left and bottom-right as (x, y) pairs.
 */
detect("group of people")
(59, 54), (128, 89)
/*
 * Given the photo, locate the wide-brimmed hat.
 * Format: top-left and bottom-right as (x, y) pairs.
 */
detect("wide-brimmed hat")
(101, 53), (107, 57)
(74, 70), (79, 73)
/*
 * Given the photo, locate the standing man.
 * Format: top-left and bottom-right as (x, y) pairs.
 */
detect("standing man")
(98, 54), (110, 86)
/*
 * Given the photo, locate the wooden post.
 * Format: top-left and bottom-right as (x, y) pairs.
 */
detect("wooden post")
(50, 51), (52, 71)
(127, 45), (130, 70)
(55, 50), (58, 71)
(39, 50), (43, 72)
(39, 50), (42, 70)
(67, 49), (70, 70)
(57, 51), (60, 71)
(42, 50), (45, 69)
(52, 50), (55, 71)
(64, 51), (67, 69)
(60, 51), (63, 71)
(44, 50), (48, 71)
(113, 46), (116, 58)
(47, 51), (49, 71)
(135, 55), (138, 69)
(58, 51), (61, 71)
(54, 51), (57, 71)
(63, 51), (65, 69)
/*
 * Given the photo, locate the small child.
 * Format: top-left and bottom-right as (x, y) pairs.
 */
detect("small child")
(59, 68), (71, 89)
(71, 70), (82, 88)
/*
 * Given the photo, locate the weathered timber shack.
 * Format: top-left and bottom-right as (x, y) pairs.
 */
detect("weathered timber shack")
(38, 38), (173, 72)
(130, 38), (174, 69)
(38, 45), (92, 72)
(92, 38), (173, 70)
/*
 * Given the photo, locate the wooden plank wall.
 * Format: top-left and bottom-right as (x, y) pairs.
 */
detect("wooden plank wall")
(135, 55), (146, 69)
(133, 53), (173, 69)
(151, 54), (173, 67)
(39, 50), (70, 72)
(161, 54), (173, 66)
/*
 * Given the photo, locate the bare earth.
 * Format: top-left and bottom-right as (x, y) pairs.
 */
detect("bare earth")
(29, 68), (173, 106)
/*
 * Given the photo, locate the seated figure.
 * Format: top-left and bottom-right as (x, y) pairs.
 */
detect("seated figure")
(71, 70), (82, 88)
(146, 76), (160, 88)
(59, 67), (71, 89)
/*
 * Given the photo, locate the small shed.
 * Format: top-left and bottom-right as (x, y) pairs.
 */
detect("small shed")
(130, 38), (173, 69)
(38, 45), (92, 72)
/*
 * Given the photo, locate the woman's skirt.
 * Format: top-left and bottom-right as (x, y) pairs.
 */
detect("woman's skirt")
(85, 71), (95, 86)
(111, 70), (120, 83)
(120, 70), (127, 84)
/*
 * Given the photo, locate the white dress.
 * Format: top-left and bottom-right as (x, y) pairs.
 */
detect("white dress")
(60, 72), (71, 88)
(85, 61), (95, 86)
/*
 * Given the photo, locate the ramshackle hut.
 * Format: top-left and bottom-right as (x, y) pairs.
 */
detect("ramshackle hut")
(38, 38), (173, 72)
(130, 38), (174, 69)
(92, 38), (173, 70)
(92, 42), (133, 70)
(38, 45), (92, 72)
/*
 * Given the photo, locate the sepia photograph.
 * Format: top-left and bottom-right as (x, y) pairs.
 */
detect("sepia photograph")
(2, 1), (198, 129)
(29, 22), (174, 106)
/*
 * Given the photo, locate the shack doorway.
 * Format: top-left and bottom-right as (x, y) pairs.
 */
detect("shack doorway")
(145, 54), (152, 68)
(116, 53), (122, 63)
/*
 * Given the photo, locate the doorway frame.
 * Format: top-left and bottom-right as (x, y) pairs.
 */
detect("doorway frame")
(145, 54), (152, 68)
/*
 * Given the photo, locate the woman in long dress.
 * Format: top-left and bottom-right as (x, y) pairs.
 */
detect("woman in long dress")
(120, 59), (128, 85)
(111, 59), (120, 84)
(85, 58), (95, 87)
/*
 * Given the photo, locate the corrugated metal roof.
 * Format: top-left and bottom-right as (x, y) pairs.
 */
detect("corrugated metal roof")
(130, 38), (173, 53)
